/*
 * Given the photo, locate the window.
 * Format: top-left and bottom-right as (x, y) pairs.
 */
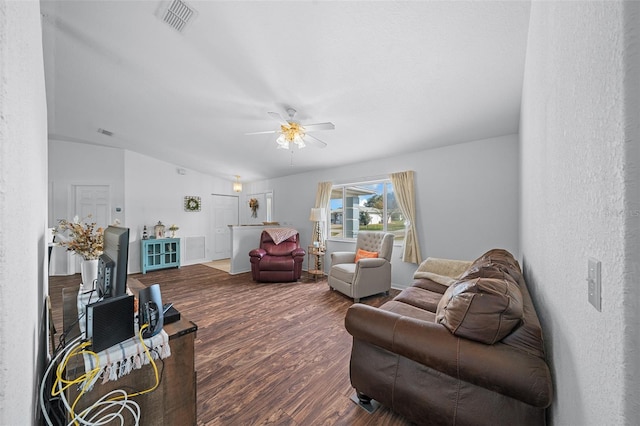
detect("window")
(329, 180), (405, 241)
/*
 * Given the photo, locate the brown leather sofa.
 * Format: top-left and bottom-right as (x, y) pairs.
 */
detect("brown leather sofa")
(249, 230), (305, 282)
(345, 249), (552, 426)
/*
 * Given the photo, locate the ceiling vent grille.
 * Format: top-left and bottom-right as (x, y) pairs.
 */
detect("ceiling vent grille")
(162, 0), (195, 33)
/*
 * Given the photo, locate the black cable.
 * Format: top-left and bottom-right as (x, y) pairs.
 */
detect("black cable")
(55, 311), (85, 354)
(151, 348), (166, 386)
(54, 289), (98, 353)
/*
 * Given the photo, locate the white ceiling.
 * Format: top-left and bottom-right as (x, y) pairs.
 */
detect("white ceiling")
(41, 0), (531, 182)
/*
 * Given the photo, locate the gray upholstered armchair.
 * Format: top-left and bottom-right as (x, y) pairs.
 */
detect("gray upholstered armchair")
(328, 231), (394, 302)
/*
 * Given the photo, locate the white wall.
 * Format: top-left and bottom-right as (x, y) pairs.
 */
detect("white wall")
(49, 143), (239, 274)
(48, 139), (125, 274)
(520, 2), (640, 424)
(124, 150), (234, 272)
(0, 1), (49, 423)
(249, 133), (520, 288)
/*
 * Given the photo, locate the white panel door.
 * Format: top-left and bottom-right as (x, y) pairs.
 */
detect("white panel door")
(211, 195), (238, 260)
(74, 185), (110, 228)
(71, 185), (111, 272)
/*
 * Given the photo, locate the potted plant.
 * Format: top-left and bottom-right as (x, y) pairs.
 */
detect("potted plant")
(54, 215), (104, 287)
(169, 224), (179, 238)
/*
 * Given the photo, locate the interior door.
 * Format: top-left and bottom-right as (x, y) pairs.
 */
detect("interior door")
(71, 185), (111, 272)
(74, 185), (110, 227)
(211, 194), (238, 260)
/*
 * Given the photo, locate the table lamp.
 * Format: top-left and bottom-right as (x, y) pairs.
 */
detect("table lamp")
(309, 207), (326, 250)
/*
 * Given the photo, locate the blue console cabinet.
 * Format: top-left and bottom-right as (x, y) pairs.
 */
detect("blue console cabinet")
(141, 238), (180, 274)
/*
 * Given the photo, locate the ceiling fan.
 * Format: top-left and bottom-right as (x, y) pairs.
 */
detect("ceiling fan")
(246, 108), (334, 150)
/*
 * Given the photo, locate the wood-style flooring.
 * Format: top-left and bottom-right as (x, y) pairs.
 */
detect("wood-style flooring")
(49, 264), (413, 425)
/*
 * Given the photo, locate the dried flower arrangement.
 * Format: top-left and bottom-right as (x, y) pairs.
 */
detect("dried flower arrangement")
(249, 198), (259, 218)
(54, 215), (104, 260)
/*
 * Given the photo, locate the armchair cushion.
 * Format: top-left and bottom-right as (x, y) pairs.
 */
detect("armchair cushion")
(355, 249), (378, 262)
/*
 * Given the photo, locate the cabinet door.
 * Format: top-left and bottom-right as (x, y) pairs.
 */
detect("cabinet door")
(149, 242), (162, 266)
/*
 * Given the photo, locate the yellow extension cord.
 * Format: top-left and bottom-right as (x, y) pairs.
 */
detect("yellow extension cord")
(52, 323), (160, 425)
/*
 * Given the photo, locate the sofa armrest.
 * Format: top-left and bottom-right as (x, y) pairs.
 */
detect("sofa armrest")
(249, 248), (266, 259)
(345, 304), (552, 408)
(331, 251), (355, 265)
(292, 248), (306, 258)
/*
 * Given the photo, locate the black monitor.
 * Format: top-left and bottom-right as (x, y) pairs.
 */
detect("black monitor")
(97, 226), (130, 299)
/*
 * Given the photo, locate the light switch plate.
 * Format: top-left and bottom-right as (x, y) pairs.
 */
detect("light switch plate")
(588, 258), (601, 312)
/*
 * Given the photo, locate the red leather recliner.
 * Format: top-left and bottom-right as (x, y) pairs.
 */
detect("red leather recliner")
(249, 230), (305, 282)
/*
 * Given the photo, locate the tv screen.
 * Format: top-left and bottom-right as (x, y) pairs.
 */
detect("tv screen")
(98, 226), (130, 299)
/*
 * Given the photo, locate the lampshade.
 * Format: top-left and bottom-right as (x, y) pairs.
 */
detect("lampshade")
(233, 175), (242, 193)
(276, 134), (288, 149)
(294, 136), (305, 148)
(309, 208), (325, 222)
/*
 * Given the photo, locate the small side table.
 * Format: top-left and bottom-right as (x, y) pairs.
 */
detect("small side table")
(307, 246), (325, 281)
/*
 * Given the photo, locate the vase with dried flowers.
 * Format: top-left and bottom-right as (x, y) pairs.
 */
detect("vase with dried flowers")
(169, 224), (179, 238)
(54, 215), (104, 287)
(249, 198), (259, 218)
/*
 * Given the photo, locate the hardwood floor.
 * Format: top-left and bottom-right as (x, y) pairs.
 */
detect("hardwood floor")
(49, 265), (413, 425)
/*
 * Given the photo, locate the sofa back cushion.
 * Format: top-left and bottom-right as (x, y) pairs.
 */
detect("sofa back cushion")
(435, 277), (524, 344)
(471, 249), (523, 282)
(458, 262), (518, 284)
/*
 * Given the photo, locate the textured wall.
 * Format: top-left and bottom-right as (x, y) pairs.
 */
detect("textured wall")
(0, 0), (49, 423)
(521, 1), (639, 424)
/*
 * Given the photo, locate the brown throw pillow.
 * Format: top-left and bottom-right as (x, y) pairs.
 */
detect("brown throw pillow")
(435, 277), (524, 344)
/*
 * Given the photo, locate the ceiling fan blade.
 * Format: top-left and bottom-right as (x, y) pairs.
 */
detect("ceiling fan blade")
(267, 111), (289, 126)
(302, 122), (335, 132)
(305, 134), (328, 148)
(245, 130), (278, 135)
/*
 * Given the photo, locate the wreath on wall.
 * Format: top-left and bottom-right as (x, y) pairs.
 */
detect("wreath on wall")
(184, 196), (201, 212)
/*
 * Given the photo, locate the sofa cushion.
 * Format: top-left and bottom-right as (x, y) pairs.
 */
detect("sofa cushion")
(435, 277), (524, 344)
(355, 248), (378, 262)
(411, 278), (449, 294)
(471, 249), (522, 282)
(458, 263), (518, 284)
(381, 300), (437, 322)
(394, 287), (442, 313)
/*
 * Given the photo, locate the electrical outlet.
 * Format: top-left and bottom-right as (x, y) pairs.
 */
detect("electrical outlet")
(588, 258), (601, 312)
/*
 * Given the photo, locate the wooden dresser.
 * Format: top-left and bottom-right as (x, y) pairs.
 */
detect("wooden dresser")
(62, 278), (197, 425)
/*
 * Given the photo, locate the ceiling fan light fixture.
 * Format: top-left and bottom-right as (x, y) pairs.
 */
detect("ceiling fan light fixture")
(293, 133), (305, 148)
(247, 108), (332, 151)
(278, 122), (307, 148)
(276, 134), (289, 149)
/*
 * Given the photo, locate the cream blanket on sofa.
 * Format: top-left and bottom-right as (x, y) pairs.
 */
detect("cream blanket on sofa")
(413, 257), (472, 287)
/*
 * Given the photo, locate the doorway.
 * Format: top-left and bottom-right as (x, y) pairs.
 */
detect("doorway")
(211, 194), (239, 260)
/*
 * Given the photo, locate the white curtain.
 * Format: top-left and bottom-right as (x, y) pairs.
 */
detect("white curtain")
(390, 171), (422, 264)
(314, 181), (332, 244)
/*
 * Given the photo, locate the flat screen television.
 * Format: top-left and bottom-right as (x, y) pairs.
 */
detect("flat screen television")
(97, 226), (130, 299)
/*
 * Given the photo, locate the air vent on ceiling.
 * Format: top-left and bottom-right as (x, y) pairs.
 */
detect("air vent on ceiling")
(161, 0), (196, 33)
(97, 128), (114, 137)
